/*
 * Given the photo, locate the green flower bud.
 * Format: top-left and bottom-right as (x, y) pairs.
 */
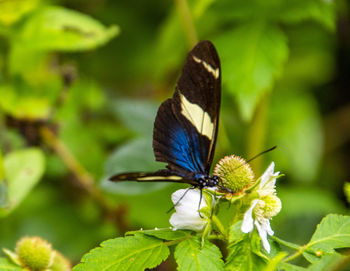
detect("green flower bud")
(214, 155), (254, 193)
(256, 195), (282, 219)
(51, 251), (71, 271)
(15, 236), (54, 271)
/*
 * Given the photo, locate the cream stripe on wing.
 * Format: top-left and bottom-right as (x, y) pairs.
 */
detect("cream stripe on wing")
(137, 176), (183, 181)
(192, 56), (219, 79)
(179, 93), (214, 140)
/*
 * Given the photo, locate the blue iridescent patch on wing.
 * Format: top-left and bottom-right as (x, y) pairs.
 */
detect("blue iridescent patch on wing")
(170, 126), (205, 173)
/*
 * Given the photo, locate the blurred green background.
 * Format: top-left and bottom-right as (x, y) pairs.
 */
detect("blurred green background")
(0, 0), (349, 268)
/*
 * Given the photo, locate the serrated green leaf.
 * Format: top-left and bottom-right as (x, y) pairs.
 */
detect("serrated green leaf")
(228, 221), (245, 243)
(175, 237), (224, 271)
(0, 0), (39, 26)
(128, 228), (192, 241)
(214, 22), (288, 121)
(111, 99), (158, 135)
(0, 257), (23, 270)
(73, 235), (170, 271)
(225, 235), (266, 271)
(307, 252), (349, 271)
(101, 138), (169, 195)
(17, 6), (119, 51)
(0, 148), (45, 215)
(303, 214), (350, 263)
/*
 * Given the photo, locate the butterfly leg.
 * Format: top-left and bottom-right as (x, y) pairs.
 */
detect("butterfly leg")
(198, 189), (204, 218)
(166, 186), (195, 213)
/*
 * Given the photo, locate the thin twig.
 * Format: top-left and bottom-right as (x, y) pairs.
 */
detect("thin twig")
(40, 126), (130, 232)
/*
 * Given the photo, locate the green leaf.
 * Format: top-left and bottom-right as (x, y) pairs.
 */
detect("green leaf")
(278, 262), (307, 271)
(214, 22), (288, 121)
(127, 228), (192, 241)
(111, 99), (158, 135)
(175, 237), (224, 271)
(0, 257), (23, 270)
(73, 235), (170, 271)
(0, 148), (45, 215)
(152, 10), (187, 81)
(0, 84), (52, 119)
(17, 6), (119, 51)
(210, 0), (335, 30)
(0, 0), (39, 26)
(277, 0), (336, 30)
(307, 253), (348, 271)
(262, 252), (287, 271)
(225, 235), (266, 271)
(228, 221), (245, 243)
(268, 90), (323, 182)
(101, 138), (169, 195)
(303, 214), (350, 263)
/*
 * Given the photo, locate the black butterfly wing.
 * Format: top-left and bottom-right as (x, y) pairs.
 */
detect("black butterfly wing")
(153, 40), (221, 176)
(153, 99), (206, 177)
(109, 169), (197, 185)
(110, 40), (221, 184)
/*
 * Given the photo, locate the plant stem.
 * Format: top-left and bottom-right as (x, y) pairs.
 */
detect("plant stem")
(40, 126), (130, 232)
(212, 215), (227, 239)
(174, 0), (198, 48)
(208, 234), (226, 241)
(40, 126), (95, 193)
(283, 249), (305, 263)
(271, 236), (302, 251)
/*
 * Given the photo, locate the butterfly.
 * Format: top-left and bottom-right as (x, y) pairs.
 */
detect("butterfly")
(110, 40), (222, 189)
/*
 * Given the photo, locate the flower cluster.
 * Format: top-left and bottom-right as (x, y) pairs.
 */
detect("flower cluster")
(241, 162), (281, 253)
(169, 158), (282, 254)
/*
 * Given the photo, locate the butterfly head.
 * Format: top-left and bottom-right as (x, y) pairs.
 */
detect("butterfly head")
(197, 174), (219, 188)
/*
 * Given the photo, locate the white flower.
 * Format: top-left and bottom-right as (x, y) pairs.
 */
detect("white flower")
(241, 162), (281, 253)
(169, 189), (213, 232)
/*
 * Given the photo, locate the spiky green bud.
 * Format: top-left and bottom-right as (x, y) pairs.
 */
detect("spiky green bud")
(15, 236), (54, 271)
(214, 155), (254, 193)
(51, 251), (71, 271)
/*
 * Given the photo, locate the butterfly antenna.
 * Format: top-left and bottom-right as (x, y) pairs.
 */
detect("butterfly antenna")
(233, 145), (277, 171)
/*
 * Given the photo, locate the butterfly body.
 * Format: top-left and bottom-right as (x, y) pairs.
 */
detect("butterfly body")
(110, 40), (221, 189)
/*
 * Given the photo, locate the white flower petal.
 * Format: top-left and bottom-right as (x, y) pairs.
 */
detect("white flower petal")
(169, 211), (207, 231)
(260, 218), (274, 236)
(259, 162), (279, 197)
(241, 199), (259, 233)
(260, 162), (275, 188)
(255, 220), (271, 253)
(171, 189), (207, 211)
(169, 189), (210, 232)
